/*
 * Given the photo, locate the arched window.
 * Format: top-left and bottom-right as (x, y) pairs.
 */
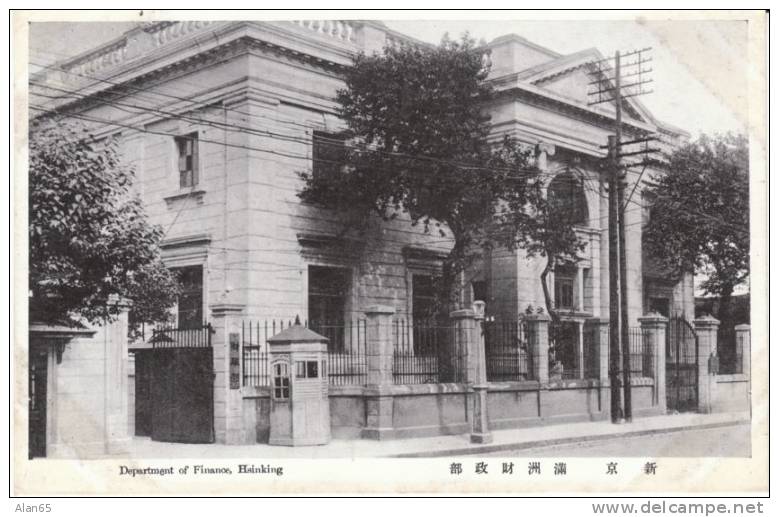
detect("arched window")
(548, 171), (589, 226)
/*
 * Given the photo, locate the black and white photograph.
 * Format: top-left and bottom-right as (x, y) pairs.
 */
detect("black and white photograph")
(11, 9), (768, 497)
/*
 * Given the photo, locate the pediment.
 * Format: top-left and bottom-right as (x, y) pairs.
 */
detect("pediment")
(521, 49), (657, 125)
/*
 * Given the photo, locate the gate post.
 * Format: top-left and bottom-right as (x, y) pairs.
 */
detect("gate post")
(450, 308), (478, 384)
(104, 296), (132, 454)
(210, 303), (247, 444)
(694, 314), (720, 414)
(453, 301), (492, 444)
(735, 324), (751, 411)
(363, 305), (395, 440)
(586, 317), (611, 384)
(525, 311), (551, 384)
(638, 312), (668, 412)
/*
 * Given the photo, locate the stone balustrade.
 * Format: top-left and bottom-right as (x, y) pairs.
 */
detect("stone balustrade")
(149, 20), (214, 47)
(292, 20), (355, 42)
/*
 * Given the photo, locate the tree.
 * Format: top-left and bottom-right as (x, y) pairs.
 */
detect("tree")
(29, 119), (179, 332)
(644, 133), (749, 323)
(501, 165), (589, 323)
(299, 35), (539, 313)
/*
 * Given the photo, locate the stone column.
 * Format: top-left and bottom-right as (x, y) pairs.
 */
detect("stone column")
(525, 312), (551, 384)
(104, 296), (132, 454)
(210, 303), (247, 444)
(450, 308), (478, 384)
(638, 312), (668, 412)
(735, 324), (751, 377)
(365, 305), (395, 386)
(363, 305), (395, 440)
(735, 324), (751, 411)
(694, 314), (720, 414)
(456, 302), (492, 444)
(586, 317), (611, 384)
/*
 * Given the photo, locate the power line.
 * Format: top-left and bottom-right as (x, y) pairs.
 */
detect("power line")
(30, 60), (555, 177)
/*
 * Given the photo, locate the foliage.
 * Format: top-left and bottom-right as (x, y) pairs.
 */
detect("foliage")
(29, 119), (179, 330)
(300, 34), (545, 312)
(501, 166), (589, 322)
(644, 133), (749, 315)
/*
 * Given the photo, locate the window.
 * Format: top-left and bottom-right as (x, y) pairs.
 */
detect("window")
(412, 274), (440, 323)
(554, 269), (575, 310)
(175, 132), (199, 188)
(173, 265), (203, 329)
(308, 266), (350, 351)
(312, 131), (347, 179)
(548, 172), (588, 226)
(412, 274), (442, 356)
(295, 360), (319, 379)
(272, 362), (290, 400)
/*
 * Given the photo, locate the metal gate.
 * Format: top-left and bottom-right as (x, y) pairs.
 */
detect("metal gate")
(138, 325), (215, 443)
(666, 316), (699, 412)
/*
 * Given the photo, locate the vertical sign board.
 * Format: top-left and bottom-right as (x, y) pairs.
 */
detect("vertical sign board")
(229, 332), (240, 389)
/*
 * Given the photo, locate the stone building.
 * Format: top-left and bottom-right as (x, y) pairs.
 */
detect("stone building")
(30, 20), (711, 446)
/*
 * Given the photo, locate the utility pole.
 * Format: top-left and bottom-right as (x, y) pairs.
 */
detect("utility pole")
(614, 51), (633, 422)
(607, 135), (622, 423)
(588, 48), (654, 424)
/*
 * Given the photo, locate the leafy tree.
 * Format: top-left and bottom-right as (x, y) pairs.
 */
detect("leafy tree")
(299, 35), (541, 313)
(29, 119), (179, 332)
(505, 167), (589, 323)
(644, 133), (749, 323)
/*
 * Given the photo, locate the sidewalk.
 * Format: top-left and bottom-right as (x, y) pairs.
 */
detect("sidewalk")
(122, 411), (749, 459)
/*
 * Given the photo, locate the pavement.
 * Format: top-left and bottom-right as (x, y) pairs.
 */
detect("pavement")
(122, 411), (750, 459)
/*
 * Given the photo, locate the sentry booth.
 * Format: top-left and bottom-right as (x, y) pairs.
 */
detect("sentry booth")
(267, 320), (331, 446)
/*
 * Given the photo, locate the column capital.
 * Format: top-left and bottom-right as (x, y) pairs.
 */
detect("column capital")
(735, 323), (751, 332)
(694, 314), (721, 329)
(638, 312), (669, 327)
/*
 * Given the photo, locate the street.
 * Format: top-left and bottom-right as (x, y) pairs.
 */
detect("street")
(472, 423), (751, 457)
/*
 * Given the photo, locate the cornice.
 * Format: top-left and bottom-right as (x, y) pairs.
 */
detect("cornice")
(494, 83), (658, 139)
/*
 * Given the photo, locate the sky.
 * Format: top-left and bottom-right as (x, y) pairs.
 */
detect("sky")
(28, 17), (750, 139)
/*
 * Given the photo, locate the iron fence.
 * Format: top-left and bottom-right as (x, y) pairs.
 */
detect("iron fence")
(241, 319), (367, 387)
(310, 320), (368, 386)
(150, 324), (213, 348)
(604, 327), (654, 379)
(581, 323), (606, 379)
(548, 321), (599, 380)
(484, 319), (535, 381)
(392, 319), (466, 384)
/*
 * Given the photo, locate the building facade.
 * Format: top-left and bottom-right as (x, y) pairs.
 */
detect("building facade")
(31, 20), (708, 446)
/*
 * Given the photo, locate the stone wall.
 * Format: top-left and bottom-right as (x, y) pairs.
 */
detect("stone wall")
(236, 381), (658, 443)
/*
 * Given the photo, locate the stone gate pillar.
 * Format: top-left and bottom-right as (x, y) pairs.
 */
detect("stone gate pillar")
(694, 314), (720, 414)
(450, 308), (478, 384)
(210, 303), (247, 444)
(525, 311), (551, 384)
(104, 296), (132, 454)
(586, 317), (610, 384)
(639, 312), (668, 412)
(452, 301), (491, 444)
(363, 305), (395, 440)
(735, 324), (751, 411)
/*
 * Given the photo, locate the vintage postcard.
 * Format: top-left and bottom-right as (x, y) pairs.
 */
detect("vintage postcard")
(11, 9), (769, 497)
